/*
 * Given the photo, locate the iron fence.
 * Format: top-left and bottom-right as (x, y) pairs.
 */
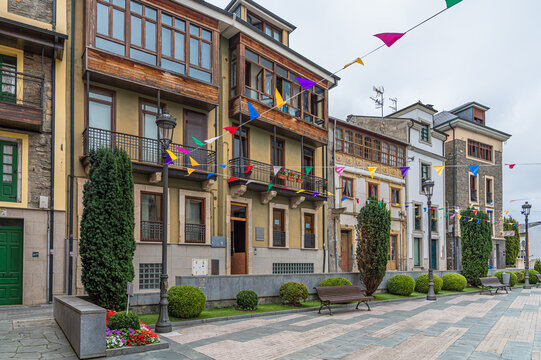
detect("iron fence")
(141, 221), (162, 241)
(0, 68), (44, 109)
(185, 223), (205, 243)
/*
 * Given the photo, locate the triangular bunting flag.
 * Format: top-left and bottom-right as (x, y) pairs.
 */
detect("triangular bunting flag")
(165, 153), (174, 165)
(336, 167), (345, 176)
(341, 196), (347, 202)
(434, 166), (445, 176)
(305, 166), (313, 174)
(423, 207), (427, 213)
(206, 172), (215, 179)
(166, 150), (177, 160)
(294, 77), (317, 90)
(368, 167), (377, 179)
(506, 164), (516, 169)
(273, 166), (282, 176)
(245, 180), (254, 185)
(399, 166), (410, 179)
(247, 101), (260, 120)
(468, 165), (479, 177)
(245, 165), (253, 173)
(446, 0), (463, 9)
(175, 146), (190, 154)
(192, 137), (205, 147)
(186, 168), (195, 176)
(343, 57), (364, 69)
(228, 176), (238, 183)
(313, 192), (320, 197)
(445, 212), (449, 218)
(219, 164), (227, 169)
(473, 210), (477, 215)
(451, 214), (456, 218)
(297, 189), (305, 194)
(374, 32), (405, 47)
(267, 184), (273, 192)
(275, 89), (287, 108)
(378, 201), (382, 208)
(327, 191), (334, 196)
(458, 215), (462, 219)
(189, 157), (199, 167)
(223, 126), (239, 135)
(356, 198), (359, 203)
(505, 211), (509, 215)
(204, 136), (220, 144)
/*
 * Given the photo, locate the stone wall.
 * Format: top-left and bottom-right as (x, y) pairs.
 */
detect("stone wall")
(8, 0), (53, 24)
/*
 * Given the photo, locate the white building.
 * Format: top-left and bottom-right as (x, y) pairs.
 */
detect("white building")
(392, 102), (448, 270)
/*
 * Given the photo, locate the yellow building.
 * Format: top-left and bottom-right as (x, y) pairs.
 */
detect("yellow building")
(68, 0), (338, 298)
(0, 0), (68, 305)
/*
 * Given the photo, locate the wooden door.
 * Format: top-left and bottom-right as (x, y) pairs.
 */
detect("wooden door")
(230, 203), (247, 274)
(0, 226), (23, 305)
(388, 234), (398, 270)
(340, 230), (351, 271)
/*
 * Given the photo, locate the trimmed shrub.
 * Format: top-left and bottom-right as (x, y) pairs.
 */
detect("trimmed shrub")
(279, 282), (308, 306)
(236, 290), (258, 311)
(415, 274), (443, 294)
(535, 260), (541, 273)
(108, 311), (140, 331)
(518, 269), (540, 284)
(516, 272), (525, 283)
(168, 285), (206, 319)
(442, 273), (467, 292)
(318, 277), (352, 287)
(387, 275), (415, 296)
(494, 271), (517, 287)
(504, 217), (520, 266)
(461, 208), (492, 286)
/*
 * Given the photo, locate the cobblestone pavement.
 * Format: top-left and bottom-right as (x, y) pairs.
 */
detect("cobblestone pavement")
(2, 288), (541, 359)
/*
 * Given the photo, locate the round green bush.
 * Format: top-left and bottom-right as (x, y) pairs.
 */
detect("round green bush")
(108, 311), (140, 331)
(535, 260), (541, 273)
(518, 269), (540, 284)
(279, 282), (308, 306)
(318, 277), (352, 287)
(494, 271), (517, 287)
(387, 275), (415, 296)
(236, 290), (258, 310)
(516, 272), (525, 283)
(168, 285), (206, 319)
(442, 273), (467, 292)
(415, 274), (443, 294)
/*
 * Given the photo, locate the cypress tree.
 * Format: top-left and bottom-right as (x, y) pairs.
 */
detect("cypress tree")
(80, 148), (135, 310)
(460, 208), (492, 286)
(503, 216), (520, 266)
(356, 197), (390, 295)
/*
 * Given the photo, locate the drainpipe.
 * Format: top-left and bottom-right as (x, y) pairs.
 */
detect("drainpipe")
(68, 0), (76, 295)
(322, 144), (326, 273)
(404, 120), (414, 271)
(449, 121), (457, 270)
(333, 118), (338, 273)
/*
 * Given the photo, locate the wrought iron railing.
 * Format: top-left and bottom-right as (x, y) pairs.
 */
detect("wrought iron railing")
(273, 230), (286, 247)
(83, 128), (216, 173)
(228, 157), (326, 194)
(141, 221), (162, 242)
(185, 223), (205, 243)
(0, 68), (44, 109)
(304, 233), (315, 248)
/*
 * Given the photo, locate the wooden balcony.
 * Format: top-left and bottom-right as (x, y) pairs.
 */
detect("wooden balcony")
(82, 128), (217, 181)
(0, 69), (44, 132)
(84, 47), (219, 111)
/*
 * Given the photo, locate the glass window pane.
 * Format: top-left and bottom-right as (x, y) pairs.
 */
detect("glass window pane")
(189, 67), (211, 82)
(276, 65), (288, 78)
(130, 15), (141, 46)
(189, 24), (199, 36)
(265, 71), (272, 95)
(189, 38), (199, 65)
(145, 21), (156, 51)
(161, 28), (171, 56)
(89, 91), (112, 102)
(265, 27), (272, 36)
(161, 13), (172, 26)
(273, 31), (280, 41)
(131, 1), (142, 14)
(201, 42), (211, 69)
(161, 58), (185, 74)
(130, 47), (156, 65)
(231, 205), (246, 219)
(89, 100), (111, 130)
(96, 37), (125, 55)
(3, 165), (12, 173)
(260, 56), (273, 70)
(144, 6), (156, 20)
(97, 3), (109, 35)
(174, 32), (185, 61)
(245, 49), (258, 63)
(174, 18), (185, 31)
(143, 113), (158, 139)
(3, 174), (12, 183)
(2, 155), (12, 164)
(113, 0), (125, 7)
(112, 9), (124, 40)
(201, 29), (211, 41)
(186, 199), (202, 224)
(142, 193), (160, 221)
(3, 146), (12, 155)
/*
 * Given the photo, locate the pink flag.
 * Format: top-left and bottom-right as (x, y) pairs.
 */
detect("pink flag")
(506, 163), (516, 169)
(175, 146), (190, 154)
(473, 210), (478, 215)
(336, 167), (345, 176)
(374, 33), (405, 47)
(295, 77), (317, 90)
(356, 198), (359, 204)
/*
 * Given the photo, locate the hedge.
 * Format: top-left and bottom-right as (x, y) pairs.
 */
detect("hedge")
(415, 274), (443, 294)
(494, 271), (517, 287)
(442, 273), (467, 292)
(318, 277), (352, 287)
(279, 282), (308, 306)
(387, 275), (415, 296)
(108, 311), (140, 331)
(518, 269), (540, 284)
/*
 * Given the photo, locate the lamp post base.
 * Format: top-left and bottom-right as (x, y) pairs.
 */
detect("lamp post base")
(426, 269), (437, 301)
(155, 274), (172, 333)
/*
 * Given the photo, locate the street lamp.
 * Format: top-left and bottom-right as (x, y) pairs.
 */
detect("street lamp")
(155, 109), (176, 333)
(422, 179), (436, 301)
(522, 201), (532, 289)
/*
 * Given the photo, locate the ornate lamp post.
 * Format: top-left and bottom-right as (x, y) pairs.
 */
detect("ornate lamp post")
(522, 201), (532, 289)
(155, 109), (176, 333)
(422, 179), (436, 301)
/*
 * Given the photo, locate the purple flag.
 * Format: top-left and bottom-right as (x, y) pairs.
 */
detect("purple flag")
(166, 153), (174, 165)
(295, 77), (317, 90)
(374, 33), (405, 47)
(400, 166), (410, 179)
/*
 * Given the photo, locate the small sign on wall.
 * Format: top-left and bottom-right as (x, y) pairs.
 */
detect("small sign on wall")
(192, 259), (208, 276)
(211, 236), (226, 248)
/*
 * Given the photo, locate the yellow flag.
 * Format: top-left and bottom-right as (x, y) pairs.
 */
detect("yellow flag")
(189, 157), (199, 167)
(434, 166), (445, 176)
(296, 189), (305, 194)
(458, 215), (462, 219)
(505, 211), (509, 215)
(327, 191), (334, 196)
(368, 167), (377, 179)
(469, 217), (474, 222)
(275, 89), (287, 107)
(187, 168), (195, 176)
(166, 150), (177, 160)
(344, 57), (364, 68)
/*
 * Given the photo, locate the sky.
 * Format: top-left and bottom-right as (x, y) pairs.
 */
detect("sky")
(208, 0), (541, 222)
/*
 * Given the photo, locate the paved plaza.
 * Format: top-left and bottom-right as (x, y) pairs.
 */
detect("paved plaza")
(2, 288), (541, 359)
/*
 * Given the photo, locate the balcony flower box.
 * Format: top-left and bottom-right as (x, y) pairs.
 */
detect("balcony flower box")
(287, 171), (297, 181)
(296, 173), (305, 183)
(277, 170), (287, 180)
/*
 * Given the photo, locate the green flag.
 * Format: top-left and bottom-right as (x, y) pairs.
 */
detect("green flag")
(267, 184), (273, 192)
(446, 0), (462, 8)
(305, 166), (313, 174)
(192, 136), (205, 147)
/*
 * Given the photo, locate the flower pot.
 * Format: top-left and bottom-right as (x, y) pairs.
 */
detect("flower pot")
(277, 174), (287, 180)
(287, 176), (296, 181)
(296, 178), (304, 183)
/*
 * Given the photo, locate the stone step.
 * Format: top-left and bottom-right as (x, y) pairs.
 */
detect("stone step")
(12, 317), (55, 329)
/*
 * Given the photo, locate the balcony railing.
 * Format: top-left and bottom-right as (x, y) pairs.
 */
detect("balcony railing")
(486, 192), (493, 204)
(273, 230), (286, 247)
(0, 69), (44, 109)
(470, 189), (477, 202)
(83, 128), (216, 173)
(228, 157), (327, 194)
(304, 233), (315, 248)
(141, 220), (162, 241)
(185, 223), (205, 244)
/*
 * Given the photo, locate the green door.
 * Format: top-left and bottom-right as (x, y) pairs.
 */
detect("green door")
(0, 226), (23, 305)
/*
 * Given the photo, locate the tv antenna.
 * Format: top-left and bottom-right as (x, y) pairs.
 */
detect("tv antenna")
(389, 97), (398, 112)
(370, 86), (385, 131)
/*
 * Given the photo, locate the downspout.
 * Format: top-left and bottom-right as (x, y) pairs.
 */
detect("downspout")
(68, 0), (75, 295)
(449, 121), (457, 270)
(333, 117), (337, 273)
(322, 144), (326, 273)
(404, 120), (414, 271)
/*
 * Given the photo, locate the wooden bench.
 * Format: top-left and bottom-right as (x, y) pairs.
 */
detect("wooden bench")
(314, 285), (375, 315)
(479, 277), (508, 295)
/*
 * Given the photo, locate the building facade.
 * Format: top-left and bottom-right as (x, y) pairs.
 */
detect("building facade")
(435, 102), (511, 270)
(392, 102), (447, 271)
(328, 116), (408, 273)
(0, 1), (68, 305)
(68, 0), (337, 297)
